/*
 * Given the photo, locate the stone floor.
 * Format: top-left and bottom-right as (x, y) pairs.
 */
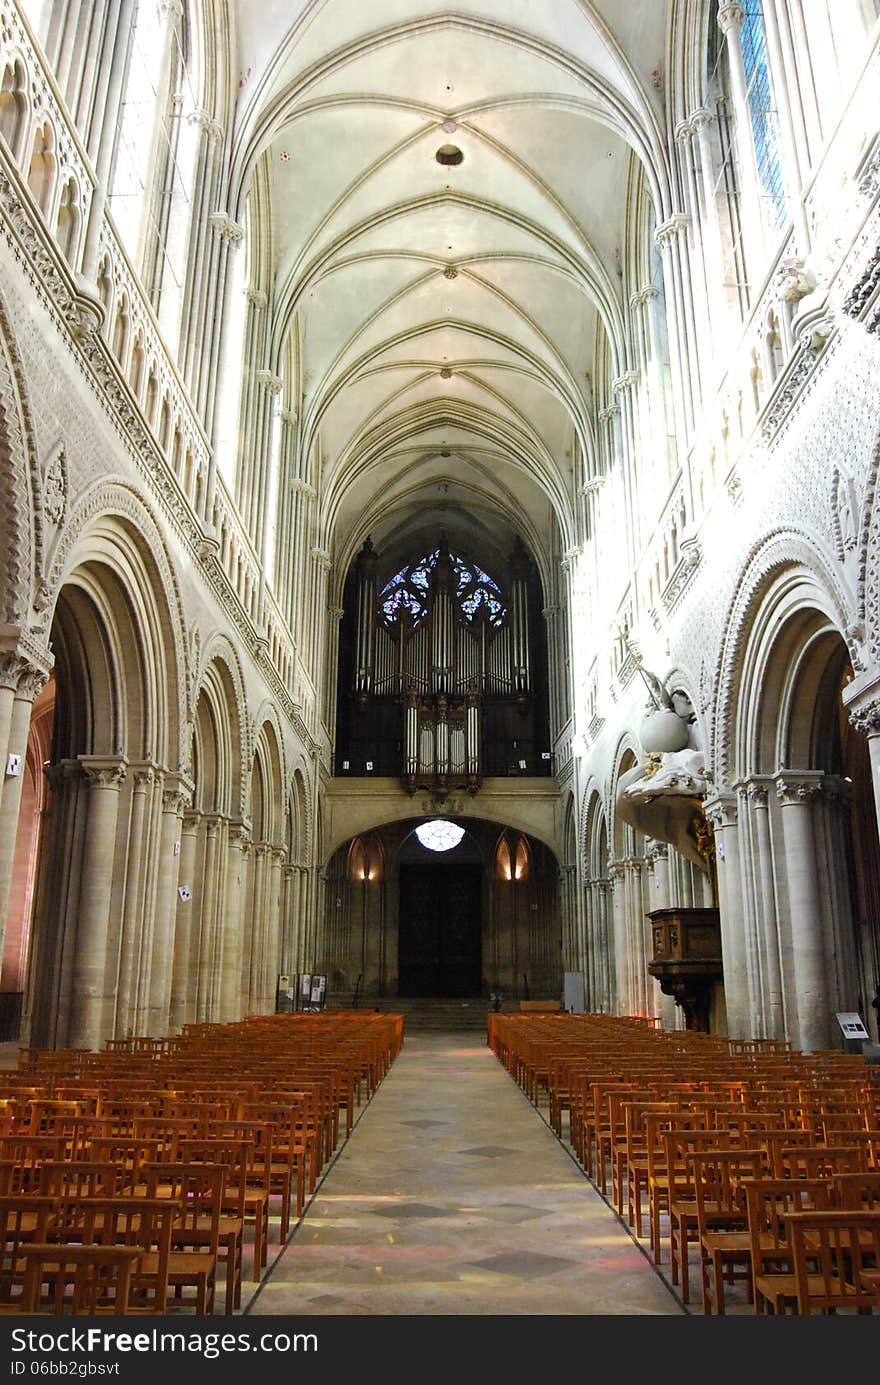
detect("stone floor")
(245, 1031), (683, 1316)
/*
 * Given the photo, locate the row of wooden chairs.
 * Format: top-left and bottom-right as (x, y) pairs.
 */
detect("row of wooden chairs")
(489, 1012), (880, 1315)
(0, 1011), (403, 1314)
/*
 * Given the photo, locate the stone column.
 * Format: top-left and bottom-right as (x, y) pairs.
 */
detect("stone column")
(169, 809), (199, 1031)
(717, 1), (767, 260)
(220, 823), (249, 1022)
(78, 0), (137, 288)
(654, 215), (693, 454)
(178, 111), (226, 414)
(196, 815), (221, 1022)
(264, 846), (286, 1010)
(842, 678), (880, 837)
(705, 792), (750, 1038)
(775, 771), (827, 1051)
(608, 860), (628, 1014)
(115, 764), (155, 1036)
(68, 757), (128, 1049)
(205, 213), (245, 517)
(247, 844), (268, 1014)
(744, 777), (785, 1038)
(145, 777), (190, 1035)
(0, 650), (50, 960)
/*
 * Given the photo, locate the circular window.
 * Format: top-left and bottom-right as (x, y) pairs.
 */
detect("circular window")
(415, 819), (465, 852)
(435, 144), (464, 167)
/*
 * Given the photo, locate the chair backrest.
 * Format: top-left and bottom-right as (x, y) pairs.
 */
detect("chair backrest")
(19, 1242), (142, 1315)
(689, 1148), (768, 1228)
(0, 1195), (58, 1304)
(175, 1138), (252, 1219)
(829, 1170), (880, 1209)
(74, 1197), (177, 1315)
(742, 1177), (833, 1274)
(141, 1161), (226, 1252)
(786, 1210), (880, 1314)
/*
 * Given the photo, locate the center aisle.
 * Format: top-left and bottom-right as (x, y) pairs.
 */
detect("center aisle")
(247, 1031), (683, 1315)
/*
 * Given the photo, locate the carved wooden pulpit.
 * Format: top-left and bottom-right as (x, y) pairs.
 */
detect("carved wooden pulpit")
(647, 907), (723, 1032)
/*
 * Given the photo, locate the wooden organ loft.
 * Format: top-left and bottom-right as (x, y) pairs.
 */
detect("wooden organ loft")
(335, 535), (551, 794)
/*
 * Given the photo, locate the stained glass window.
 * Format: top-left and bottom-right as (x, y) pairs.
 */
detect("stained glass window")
(741, 2), (786, 233)
(378, 547), (506, 626)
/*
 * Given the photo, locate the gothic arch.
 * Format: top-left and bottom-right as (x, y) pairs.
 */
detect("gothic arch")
(191, 653), (246, 818)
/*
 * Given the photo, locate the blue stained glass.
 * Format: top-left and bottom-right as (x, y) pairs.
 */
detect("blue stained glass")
(472, 562), (501, 593)
(378, 546), (506, 625)
(740, 2), (786, 232)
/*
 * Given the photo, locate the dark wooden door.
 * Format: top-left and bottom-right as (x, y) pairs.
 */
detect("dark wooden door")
(398, 864), (482, 996)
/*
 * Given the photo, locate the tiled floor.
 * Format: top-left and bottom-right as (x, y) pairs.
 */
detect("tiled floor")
(246, 1032), (682, 1316)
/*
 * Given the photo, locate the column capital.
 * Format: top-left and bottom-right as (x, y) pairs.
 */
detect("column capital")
(255, 369), (283, 395)
(842, 668), (880, 736)
(735, 774), (775, 809)
(246, 287), (268, 310)
(208, 212), (245, 247)
(227, 821), (251, 850)
(0, 628), (53, 695)
(187, 109), (224, 143)
(774, 770), (824, 805)
(310, 548), (332, 570)
(704, 792), (738, 829)
(607, 859), (625, 882)
(654, 213), (690, 251)
(674, 118), (695, 145)
(131, 765), (157, 793)
(612, 369), (640, 395)
(629, 286), (659, 311)
(717, 2), (745, 36)
(328, 606), (344, 622)
(688, 107), (714, 134)
(597, 403), (621, 422)
(79, 756), (128, 790)
(181, 810), (201, 834)
(292, 479), (316, 498)
(279, 408), (298, 427)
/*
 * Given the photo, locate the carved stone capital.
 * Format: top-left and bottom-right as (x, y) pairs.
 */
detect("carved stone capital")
(132, 766), (157, 793)
(255, 369), (282, 395)
(228, 822), (251, 851)
(310, 548), (332, 570)
(246, 287), (268, 310)
(80, 756), (128, 790)
(689, 107), (713, 134)
(704, 792), (737, 830)
(774, 770), (824, 805)
(598, 404), (621, 422)
(717, 2), (745, 36)
(842, 669), (880, 736)
(187, 109), (224, 143)
(0, 630), (53, 696)
(612, 370), (640, 395)
(629, 286), (659, 311)
(208, 212), (245, 247)
(654, 213), (690, 251)
(607, 860), (625, 883)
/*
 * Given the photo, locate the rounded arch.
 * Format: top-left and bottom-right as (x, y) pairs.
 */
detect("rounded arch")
(44, 483), (188, 769)
(291, 765), (312, 864)
(191, 652), (246, 817)
(713, 531), (857, 783)
(251, 716), (285, 843)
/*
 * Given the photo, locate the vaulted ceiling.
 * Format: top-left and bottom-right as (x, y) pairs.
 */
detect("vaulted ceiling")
(227, 0), (675, 588)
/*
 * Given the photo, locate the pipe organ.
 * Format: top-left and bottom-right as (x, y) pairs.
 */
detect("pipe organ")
(342, 535), (541, 792)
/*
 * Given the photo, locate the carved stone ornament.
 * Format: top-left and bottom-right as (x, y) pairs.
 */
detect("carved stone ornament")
(43, 448), (67, 526)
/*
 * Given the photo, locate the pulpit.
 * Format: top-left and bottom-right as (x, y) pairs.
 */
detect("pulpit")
(647, 907), (723, 1032)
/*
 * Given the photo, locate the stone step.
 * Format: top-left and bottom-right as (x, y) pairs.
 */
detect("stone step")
(325, 994), (511, 1031)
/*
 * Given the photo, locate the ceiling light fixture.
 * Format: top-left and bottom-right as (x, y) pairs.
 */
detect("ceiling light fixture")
(436, 145), (463, 167)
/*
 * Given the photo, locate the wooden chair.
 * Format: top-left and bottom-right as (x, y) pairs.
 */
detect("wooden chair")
(176, 1138), (247, 1313)
(785, 1210), (880, 1314)
(141, 1162), (225, 1315)
(0, 1196), (58, 1311)
(72, 1197), (176, 1316)
(17, 1243), (142, 1314)
(690, 1148), (767, 1314)
(743, 1177), (834, 1314)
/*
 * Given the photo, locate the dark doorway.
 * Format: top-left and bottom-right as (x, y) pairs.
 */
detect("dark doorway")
(398, 864), (482, 996)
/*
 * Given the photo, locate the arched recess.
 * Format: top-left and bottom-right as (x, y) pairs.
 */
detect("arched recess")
(319, 815), (560, 1003)
(170, 652), (247, 1032)
(719, 558), (877, 1050)
(24, 511), (185, 1051)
